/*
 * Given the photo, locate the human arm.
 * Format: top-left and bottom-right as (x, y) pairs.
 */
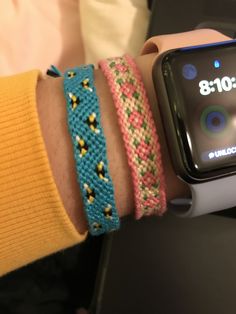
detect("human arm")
(0, 53), (188, 277)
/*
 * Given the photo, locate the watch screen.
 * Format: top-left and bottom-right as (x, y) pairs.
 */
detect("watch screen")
(162, 41), (236, 178)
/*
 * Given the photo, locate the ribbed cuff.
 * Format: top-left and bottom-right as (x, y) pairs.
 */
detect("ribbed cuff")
(0, 70), (87, 277)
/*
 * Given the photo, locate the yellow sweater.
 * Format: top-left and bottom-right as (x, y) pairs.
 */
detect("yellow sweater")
(0, 70), (87, 277)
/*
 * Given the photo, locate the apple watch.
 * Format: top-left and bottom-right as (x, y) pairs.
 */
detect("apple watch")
(142, 29), (236, 217)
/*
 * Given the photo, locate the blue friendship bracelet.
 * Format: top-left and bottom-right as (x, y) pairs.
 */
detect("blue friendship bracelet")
(48, 65), (120, 235)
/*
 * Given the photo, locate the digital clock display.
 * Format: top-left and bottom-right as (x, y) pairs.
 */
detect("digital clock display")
(199, 76), (236, 95)
(161, 41), (236, 177)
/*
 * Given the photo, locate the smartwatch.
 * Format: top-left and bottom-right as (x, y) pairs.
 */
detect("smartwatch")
(142, 29), (236, 217)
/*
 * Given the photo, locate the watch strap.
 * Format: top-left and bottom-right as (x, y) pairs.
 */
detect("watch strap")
(170, 176), (236, 217)
(141, 28), (230, 55)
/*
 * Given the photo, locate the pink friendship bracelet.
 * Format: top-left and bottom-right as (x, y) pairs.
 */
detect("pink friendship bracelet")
(99, 54), (166, 219)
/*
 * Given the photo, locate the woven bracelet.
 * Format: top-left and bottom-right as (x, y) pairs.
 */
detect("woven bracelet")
(47, 65), (120, 235)
(99, 55), (166, 219)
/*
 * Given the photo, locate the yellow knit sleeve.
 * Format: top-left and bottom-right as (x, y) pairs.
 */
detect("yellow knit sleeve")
(0, 70), (87, 277)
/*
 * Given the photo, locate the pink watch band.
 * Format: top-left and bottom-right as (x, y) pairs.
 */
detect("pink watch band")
(141, 28), (230, 56)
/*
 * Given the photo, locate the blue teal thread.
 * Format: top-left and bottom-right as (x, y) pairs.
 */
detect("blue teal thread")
(60, 65), (120, 235)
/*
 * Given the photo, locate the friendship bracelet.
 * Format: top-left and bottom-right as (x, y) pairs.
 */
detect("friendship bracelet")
(47, 65), (120, 236)
(99, 55), (166, 219)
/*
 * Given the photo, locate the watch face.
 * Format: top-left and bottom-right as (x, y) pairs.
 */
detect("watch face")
(159, 40), (236, 181)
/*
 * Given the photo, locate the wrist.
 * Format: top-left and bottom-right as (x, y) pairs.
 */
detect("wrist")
(36, 76), (88, 234)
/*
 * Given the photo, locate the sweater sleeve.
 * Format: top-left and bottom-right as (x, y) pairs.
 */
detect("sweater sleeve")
(0, 70), (87, 277)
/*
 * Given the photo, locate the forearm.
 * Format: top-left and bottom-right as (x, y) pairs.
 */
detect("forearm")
(36, 53), (189, 234)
